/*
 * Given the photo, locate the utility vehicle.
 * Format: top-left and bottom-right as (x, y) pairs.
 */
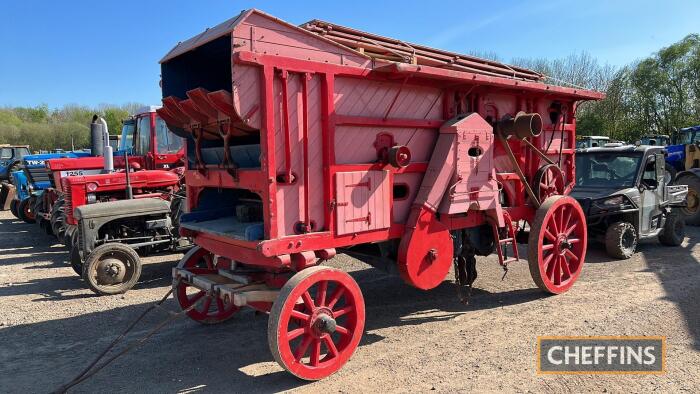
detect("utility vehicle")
(572, 145), (687, 259)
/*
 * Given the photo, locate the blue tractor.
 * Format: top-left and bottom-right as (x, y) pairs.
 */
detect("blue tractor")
(9, 151), (91, 227)
(665, 125), (700, 225)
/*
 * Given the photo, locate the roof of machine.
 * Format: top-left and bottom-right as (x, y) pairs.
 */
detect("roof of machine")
(160, 9), (604, 100)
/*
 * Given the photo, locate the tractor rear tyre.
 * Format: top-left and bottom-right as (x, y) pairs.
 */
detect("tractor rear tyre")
(659, 211), (685, 246)
(9, 199), (19, 218)
(604, 222), (637, 259)
(268, 266), (365, 380)
(528, 195), (587, 294)
(17, 198), (36, 224)
(677, 175), (700, 225)
(82, 243), (142, 295)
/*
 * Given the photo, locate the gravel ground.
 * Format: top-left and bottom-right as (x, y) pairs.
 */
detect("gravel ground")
(0, 209), (698, 393)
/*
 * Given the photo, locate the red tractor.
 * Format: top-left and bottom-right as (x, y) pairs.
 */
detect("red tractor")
(159, 9), (603, 380)
(44, 106), (185, 242)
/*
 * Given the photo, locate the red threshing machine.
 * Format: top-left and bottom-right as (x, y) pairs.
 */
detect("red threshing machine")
(158, 9), (604, 380)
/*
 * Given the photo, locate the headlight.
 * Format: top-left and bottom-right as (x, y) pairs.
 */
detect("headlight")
(591, 195), (635, 213)
(87, 193), (97, 204)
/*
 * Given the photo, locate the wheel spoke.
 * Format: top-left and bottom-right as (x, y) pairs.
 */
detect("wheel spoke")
(544, 253), (555, 278)
(544, 229), (557, 242)
(291, 309), (311, 322)
(549, 214), (560, 234)
(301, 291), (316, 311)
(327, 286), (346, 309)
(203, 254), (214, 270)
(201, 296), (212, 314)
(552, 257), (562, 285)
(542, 243), (554, 251)
(560, 255), (572, 279)
(333, 304), (354, 318)
(323, 335), (339, 358)
(294, 335), (313, 361)
(335, 324), (350, 336)
(287, 327), (306, 341)
(187, 290), (206, 304)
(568, 238), (580, 244)
(561, 206), (571, 233)
(316, 280), (328, 307)
(310, 339), (321, 366)
(564, 248), (579, 262)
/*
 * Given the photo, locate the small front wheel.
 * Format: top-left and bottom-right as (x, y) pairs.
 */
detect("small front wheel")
(605, 221), (637, 259)
(82, 243), (142, 295)
(268, 266), (365, 380)
(17, 198), (36, 224)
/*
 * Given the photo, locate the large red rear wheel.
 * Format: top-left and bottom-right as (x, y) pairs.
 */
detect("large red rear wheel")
(268, 266), (365, 380)
(174, 246), (239, 324)
(528, 195), (587, 294)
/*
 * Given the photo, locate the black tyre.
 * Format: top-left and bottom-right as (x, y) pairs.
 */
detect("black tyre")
(17, 198), (36, 224)
(51, 198), (66, 242)
(9, 199), (19, 218)
(0, 182), (8, 208)
(69, 231), (83, 275)
(82, 243), (142, 295)
(677, 175), (700, 225)
(664, 166), (677, 185)
(659, 211), (685, 246)
(604, 221), (637, 259)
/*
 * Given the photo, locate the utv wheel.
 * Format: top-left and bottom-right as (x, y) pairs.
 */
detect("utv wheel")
(82, 243), (142, 295)
(17, 198), (36, 224)
(605, 222), (637, 259)
(677, 175), (700, 225)
(9, 199), (19, 218)
(659, 211), (685, 246)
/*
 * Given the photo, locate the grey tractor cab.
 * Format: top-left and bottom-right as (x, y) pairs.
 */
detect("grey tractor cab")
(572, 145), (687, 259)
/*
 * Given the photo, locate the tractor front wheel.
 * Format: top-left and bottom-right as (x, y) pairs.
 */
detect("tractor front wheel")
(268, 266), (365, 380)
(528, 195), (587, 294)
(69, 231), (83, 275)
(82, 243), (142, 295)
(17, 198), (36, 224)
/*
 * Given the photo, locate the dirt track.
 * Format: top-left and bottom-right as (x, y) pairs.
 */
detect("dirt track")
(0, 209), (698, 393)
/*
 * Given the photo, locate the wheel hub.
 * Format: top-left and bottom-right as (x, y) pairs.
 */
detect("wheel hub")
(310, 307), (336, 336)
(556, 234), (571, 255)
(96, 257), (127, 284)
(687, 190), (699, 211)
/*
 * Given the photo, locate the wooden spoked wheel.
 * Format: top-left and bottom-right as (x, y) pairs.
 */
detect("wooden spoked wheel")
(174, 246), (239, 324)
(268, 266), (365, 380)
(528, 195), (587, 294)
(533, 164), (564, 203)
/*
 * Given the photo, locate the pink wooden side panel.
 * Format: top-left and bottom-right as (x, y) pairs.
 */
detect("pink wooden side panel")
(232, 13), (369, 68)
(335, 171), (390, 235)
(334, 78), (443, 119)
(334, 126), (436, 164)
(272, 73), (325, 236)
(231, 64), (261, 130)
